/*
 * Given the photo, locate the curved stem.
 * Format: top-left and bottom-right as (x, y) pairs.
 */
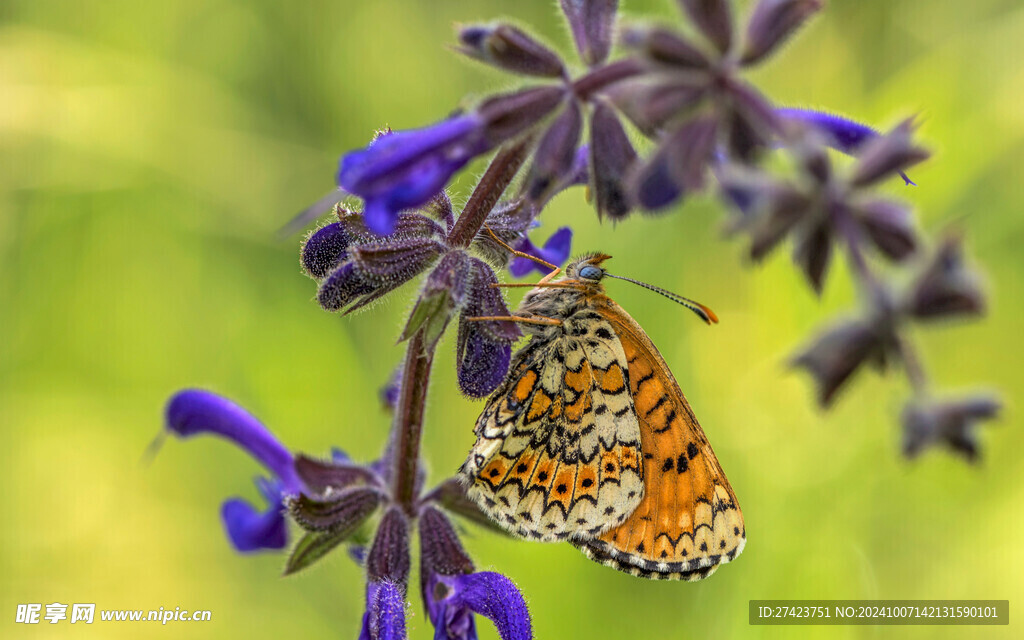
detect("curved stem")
(448, 137), (533, 248)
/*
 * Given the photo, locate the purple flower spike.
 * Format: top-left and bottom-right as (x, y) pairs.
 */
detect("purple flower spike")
(221, 478), (288, 551)
(360, 581), (407, 640)
(779, 108), (916, 185)
(427, 572), (532, 640)
(339, 117), (488, 235)
(165, 389), (303, 551)
(510, 227), (572, 277)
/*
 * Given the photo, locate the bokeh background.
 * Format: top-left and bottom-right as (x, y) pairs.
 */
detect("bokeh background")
(2, 0), (1022, 638)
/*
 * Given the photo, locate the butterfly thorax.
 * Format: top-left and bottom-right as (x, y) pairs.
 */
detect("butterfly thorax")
(516, 253), (611, 338)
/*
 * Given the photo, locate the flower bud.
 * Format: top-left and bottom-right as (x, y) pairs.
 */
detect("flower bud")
(851, 197), (918, 261)
(456, 259), (521, 397)
(902, 395), (1001, 460)
(367, 506), (411, 588)
(792, 318), (892, 407)
(741, 0), (823, 66)
(301, 221), (352, 280)
(457, 23), (565, 78)
(525, 100), (583, 203)
(678, 0), (734, 54)
(605, 76), (706, 135)
(590, 101), (638, 220)
(560, 0), (619, 65)
(905, 236), (985, 319)
(419, 505), (475, 580)
(792, 218), (833, 295)
(851, 119), (930, 188)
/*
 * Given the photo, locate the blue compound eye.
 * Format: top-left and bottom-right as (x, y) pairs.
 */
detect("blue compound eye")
(579, 265), (603, 280)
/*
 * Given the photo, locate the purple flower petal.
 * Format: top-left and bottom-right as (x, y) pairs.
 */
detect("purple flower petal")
(429, 572), (532, 640)
(339, 117), (488, 235)
(510, 227), (573, 277)
(359, 581), (407, 640)
(165, 389), (302, 493)
(220, 478), (288, 552)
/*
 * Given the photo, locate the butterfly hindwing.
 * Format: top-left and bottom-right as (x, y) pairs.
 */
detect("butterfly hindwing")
(462, 310), (645, 542)
(573, 301), (745, 580)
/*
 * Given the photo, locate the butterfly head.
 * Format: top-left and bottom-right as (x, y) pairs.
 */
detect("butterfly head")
(564, 253), (612, 284)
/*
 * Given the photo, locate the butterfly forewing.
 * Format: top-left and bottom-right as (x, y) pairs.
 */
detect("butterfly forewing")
(573, 300), (745, 580)
(462, 309), (645, 541)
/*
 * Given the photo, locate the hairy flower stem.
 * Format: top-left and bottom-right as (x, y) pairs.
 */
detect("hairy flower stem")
(449, 138), (533, 248)
(837, 208), (930, 396)
(390, 331), (434, 513)
(391, 143), (529, 512)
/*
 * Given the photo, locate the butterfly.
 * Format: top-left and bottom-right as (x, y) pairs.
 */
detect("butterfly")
(461, 252), (744, 581)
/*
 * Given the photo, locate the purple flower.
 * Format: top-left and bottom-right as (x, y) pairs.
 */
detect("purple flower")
(418, 502), (530, 640)
(902, 395), (1001, 461)
(359, 581), (407, 640)
(426, 572), (532, 640)
(510, 227), (573, 277)
(302, 210), (448, 315)
(779, 108), (916, 185)
(456, 259), (522, 398)
(164, 389), (303, 551)
(339, 117), (488, 235)
(719, 119), (929, 293)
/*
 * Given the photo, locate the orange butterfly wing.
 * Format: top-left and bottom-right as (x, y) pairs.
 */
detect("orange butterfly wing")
(574, 296), (745, 581)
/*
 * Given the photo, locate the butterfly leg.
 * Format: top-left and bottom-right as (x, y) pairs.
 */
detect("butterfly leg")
(483, 225), (563, 283)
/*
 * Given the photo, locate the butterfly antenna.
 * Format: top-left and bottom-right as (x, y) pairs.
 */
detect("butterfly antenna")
(604, 274), (719, 324)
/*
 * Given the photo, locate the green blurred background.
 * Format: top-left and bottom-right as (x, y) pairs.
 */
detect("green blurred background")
(2, 0), (1021, 638)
